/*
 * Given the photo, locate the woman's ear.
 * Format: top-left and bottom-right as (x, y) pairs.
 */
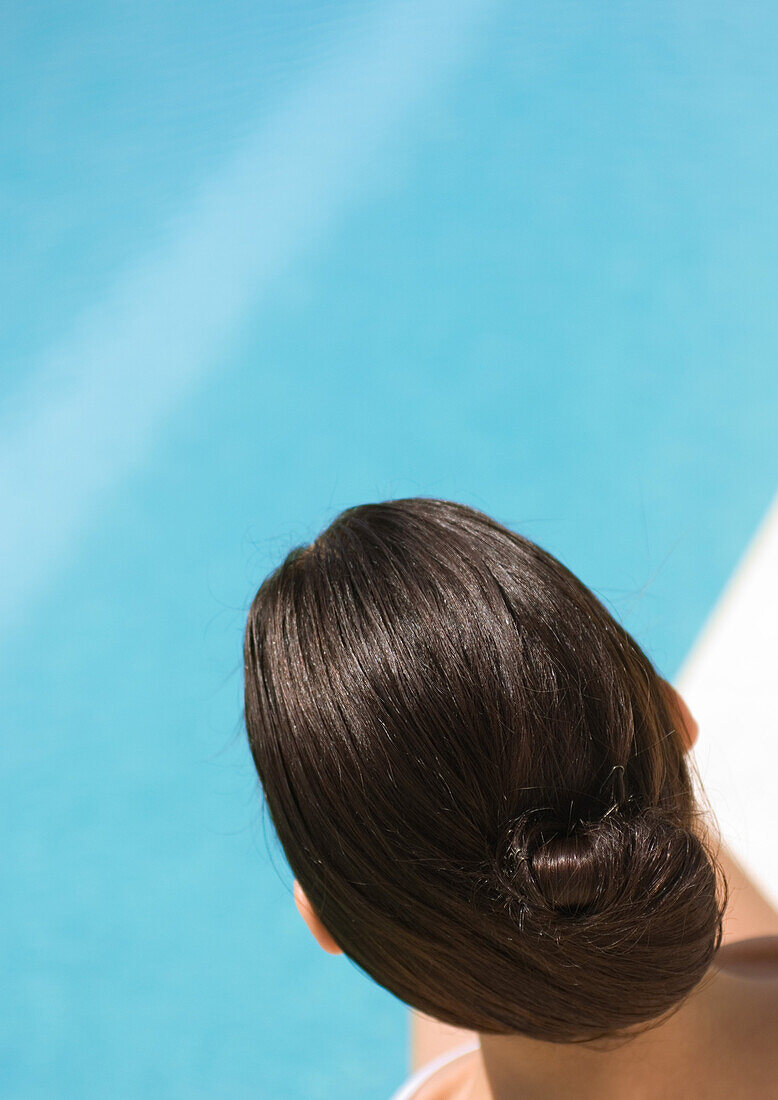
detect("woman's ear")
(661, 679), (699, 751)
(293, 879), (343, 955)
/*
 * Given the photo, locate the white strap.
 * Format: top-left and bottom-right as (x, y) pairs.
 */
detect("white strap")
(388, 1039), (481, 1100)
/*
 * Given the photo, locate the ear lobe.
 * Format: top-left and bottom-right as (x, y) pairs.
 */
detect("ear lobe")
(675, 690), (699, 750)
(661, 680), (699, 751)
(293, 879), (343, 956)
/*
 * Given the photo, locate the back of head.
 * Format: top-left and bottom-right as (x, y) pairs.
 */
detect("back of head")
(243, 497), (726, 1043)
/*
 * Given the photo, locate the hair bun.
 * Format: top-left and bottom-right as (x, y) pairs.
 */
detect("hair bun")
(528, 825), (622, 913)
(488, 809), (724, 1037)
(496, 812), (628, 917)
(497, 809), (718, 924)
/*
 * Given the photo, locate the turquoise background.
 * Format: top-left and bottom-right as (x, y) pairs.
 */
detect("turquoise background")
(2, 3), (777, 1097)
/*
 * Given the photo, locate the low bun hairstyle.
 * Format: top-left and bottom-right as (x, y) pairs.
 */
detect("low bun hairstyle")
(243, 497), (727, 1043)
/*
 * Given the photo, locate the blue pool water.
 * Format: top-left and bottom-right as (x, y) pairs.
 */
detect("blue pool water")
(2, 3), (778, 1097)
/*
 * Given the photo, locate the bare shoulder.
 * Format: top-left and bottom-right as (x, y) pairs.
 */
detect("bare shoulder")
(714, 937), (778, 1043)
(712, 937), (778, 1097)
(716, 935), (778, 978)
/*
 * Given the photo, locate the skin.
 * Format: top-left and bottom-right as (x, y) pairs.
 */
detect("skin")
(294, 683), (778, 1098)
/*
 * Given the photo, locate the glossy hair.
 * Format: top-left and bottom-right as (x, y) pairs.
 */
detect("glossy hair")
(243, 497), (727, 1043)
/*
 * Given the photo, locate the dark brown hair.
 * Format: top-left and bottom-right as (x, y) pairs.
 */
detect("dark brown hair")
(243, 497), (726, 1043)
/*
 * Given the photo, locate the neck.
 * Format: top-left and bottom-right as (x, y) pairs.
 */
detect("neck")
(470, 960), (736, 1100)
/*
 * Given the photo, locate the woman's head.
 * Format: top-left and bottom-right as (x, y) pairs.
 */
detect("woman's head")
(243, 497), (726, 1043)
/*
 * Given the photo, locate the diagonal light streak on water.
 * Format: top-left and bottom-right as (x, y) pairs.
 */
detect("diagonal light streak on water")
(0, 0), (493, 633)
